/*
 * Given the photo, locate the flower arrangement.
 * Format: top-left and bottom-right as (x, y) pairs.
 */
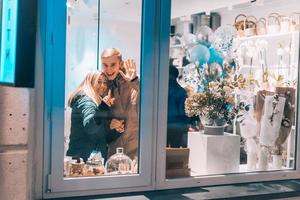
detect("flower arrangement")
(171, 25), (251, 128)
(179, 26), (253, 126)
(185, 65), (250, 126)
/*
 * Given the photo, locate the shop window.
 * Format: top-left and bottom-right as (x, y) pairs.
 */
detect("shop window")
(166, 0), (299, 179)
(64, 0), (142, 178)
(45, 0), (156, 193)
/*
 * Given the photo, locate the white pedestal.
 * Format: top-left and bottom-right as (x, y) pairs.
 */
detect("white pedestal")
(188, 132), (240, 175)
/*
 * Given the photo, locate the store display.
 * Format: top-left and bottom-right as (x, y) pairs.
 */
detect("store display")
(290, 12), (300, 31)
(188, 132), (240, 175)
(272, 87), (296, 159)
(234, 11), (299, 39)
(244, 16), (257, 37)
(166, 148), (191, 178)
(69, 158), (85, 176)
(105, 147), (133, 175)
(189, 44), (210, 67)
(246, 140), (257, 171)
(173, 3), (299, 174)
(280, 15), (291, 33)
(212, 25), (238, 56)
(131, 157), (138, 174)
(267, 13), (281, 34)
(85, 159), (105, 176)
(260, 95), (286, 146)
(256, 18), (267, 35)
(258, 146), (269, 171)
(234, 14), (247, 37)
(196, 25), (214, 45)
(272, 154), (282, 170)
(183, 25), (250, 135)
(181, 33), (197, 47)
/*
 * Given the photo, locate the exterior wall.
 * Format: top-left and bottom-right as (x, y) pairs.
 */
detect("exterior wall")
(0, 86), (35, 200)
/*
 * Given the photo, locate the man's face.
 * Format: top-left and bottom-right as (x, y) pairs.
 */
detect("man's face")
(102, 55), (123, 80)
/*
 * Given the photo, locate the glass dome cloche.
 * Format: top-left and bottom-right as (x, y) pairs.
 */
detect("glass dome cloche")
(105, 147), (133, 175)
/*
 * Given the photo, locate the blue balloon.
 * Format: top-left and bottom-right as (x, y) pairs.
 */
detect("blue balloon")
(189, 44), (210, 67)
(208, 47), (223, 65)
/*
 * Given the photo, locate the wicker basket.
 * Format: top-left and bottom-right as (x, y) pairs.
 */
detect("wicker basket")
(256, 18), (267, 35)
(234, 14), (247, 37)
(267, 13), (280, 34)
(290, 12), (300, 31)
(244, 16), (257, 37)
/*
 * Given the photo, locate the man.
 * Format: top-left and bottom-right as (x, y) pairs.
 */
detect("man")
(167, 59), (189, 148)
(101, 48), (139, 160)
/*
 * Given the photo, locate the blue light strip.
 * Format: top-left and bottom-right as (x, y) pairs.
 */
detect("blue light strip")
(0, 0), (18, 84)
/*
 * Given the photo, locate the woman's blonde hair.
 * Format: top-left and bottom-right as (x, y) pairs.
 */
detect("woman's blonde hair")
(68, 71), (107, 107)
(101, 48), (122, 61)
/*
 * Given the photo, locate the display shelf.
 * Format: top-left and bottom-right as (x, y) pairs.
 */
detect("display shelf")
(237, 31), (299, 41)
(239, 164), (293, 173)
(190, 164), (293, 177)
(239, 65), (297, 70)
(170, 44), (184, 48)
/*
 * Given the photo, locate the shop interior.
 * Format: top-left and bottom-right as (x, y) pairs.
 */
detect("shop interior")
(167, 0), (299, 178)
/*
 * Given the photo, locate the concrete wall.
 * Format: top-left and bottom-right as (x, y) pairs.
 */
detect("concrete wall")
(0, 86), (35, 200)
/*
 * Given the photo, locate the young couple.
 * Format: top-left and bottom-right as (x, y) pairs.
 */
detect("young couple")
(67, 48), (139, 162)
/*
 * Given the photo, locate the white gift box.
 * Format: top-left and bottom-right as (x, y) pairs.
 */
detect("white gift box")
(188, 132), (240, 175)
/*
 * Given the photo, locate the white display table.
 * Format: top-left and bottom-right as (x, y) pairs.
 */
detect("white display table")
(188, 131), (240, 176)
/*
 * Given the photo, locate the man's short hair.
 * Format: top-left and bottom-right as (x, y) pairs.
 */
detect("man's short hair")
(101, 48), (122, 61)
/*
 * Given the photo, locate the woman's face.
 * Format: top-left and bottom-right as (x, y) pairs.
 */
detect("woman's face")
(95, 75), (107, 96)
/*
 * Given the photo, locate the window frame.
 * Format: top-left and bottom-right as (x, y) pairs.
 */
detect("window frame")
(41, 0), (158, 197)
(155, 0), (300, 190)
(36, 0), (300, 198)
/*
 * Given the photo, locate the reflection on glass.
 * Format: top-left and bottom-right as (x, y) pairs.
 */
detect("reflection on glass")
(64, 0), (142, 178)
(167, 0), (299, 178)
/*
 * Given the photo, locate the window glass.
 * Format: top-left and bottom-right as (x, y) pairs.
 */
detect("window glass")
(64, 0), (142, 177)
(167, 0), (299, 178)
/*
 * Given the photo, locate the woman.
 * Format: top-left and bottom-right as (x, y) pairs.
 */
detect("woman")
(67, 71), (124, 162)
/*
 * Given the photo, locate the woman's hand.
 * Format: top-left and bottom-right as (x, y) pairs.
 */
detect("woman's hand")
(103, 90), (115, 107)
(110, 119), (125, 133)
(120, 59), (137, 81)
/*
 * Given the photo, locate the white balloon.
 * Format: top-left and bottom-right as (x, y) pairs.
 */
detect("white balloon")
(181, 33), (197, 46)
(212, 25), (238, 56)
(196, 25), (213, 43)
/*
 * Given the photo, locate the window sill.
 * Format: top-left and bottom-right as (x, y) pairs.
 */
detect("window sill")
(51, 179), (300, 199)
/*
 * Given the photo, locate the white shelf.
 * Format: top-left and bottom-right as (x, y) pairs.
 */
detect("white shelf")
(170, 44), (184, 48)
(190, 164), (293, 176)
(237, 31), (299, 41)
(239, 65), (296, 70)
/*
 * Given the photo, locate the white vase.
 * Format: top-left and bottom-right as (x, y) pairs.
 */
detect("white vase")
(272, 155), (282, 170)
(201, 116), (226, 135)
(258, 146), (269, 171)
(203, 125), (225, 135)
(247, 152), (257, 171)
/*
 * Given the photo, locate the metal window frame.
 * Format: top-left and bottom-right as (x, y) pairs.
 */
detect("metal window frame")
(155, 0), (300, 190)
(38, 0), (158, 198)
